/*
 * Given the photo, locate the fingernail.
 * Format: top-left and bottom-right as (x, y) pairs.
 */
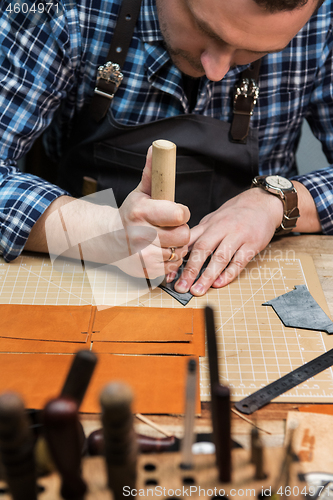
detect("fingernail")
(191, 283), (204, 295)
(175, 279), (189, 293)
(166, 272), (177, 283)
(214, 277), (223, 287)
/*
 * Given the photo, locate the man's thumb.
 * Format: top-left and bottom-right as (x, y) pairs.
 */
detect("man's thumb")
(136, 145), (152, 195)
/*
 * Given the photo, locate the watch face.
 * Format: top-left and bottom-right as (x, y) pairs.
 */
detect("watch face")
(265, 175), (293, 190)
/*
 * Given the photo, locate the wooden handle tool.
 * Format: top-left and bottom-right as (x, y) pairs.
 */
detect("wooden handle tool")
(100, 382), (138, 500)
(149, 140), (177, 286)
(87, 428), (177, 455)
(60, 349), (98, 409)
(251, 427), (266, 480)
(205, 306), (226, 477)
(212, 383), (232, 483)
(180, 358), (197, 470)
(43, 397), (87, 500)
(0, 392), (37, 500)
(151, 139), (176, 202)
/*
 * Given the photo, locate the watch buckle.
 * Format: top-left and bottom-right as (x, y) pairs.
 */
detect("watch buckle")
(277, 209), (300, 233)
(284, 210), (300, 224)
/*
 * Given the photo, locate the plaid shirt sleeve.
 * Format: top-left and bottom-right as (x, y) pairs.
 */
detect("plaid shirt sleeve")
(0, 167), (69, 261)
(0, 0), (78, 262)
(295, 169), (333, 234)
(290, 10), (333, 235)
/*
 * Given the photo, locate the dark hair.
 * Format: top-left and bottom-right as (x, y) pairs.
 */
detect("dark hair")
(253, 0), (325, 12)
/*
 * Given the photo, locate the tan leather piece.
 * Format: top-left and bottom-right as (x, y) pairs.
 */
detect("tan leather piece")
(286, 411), (333, 475)
(0, 338), (89, 353)
(92, 309), (205, 355)
(0, 305), (204, 414)
(0, 353), (73, 408)
(0, 306), (204, 354)
(92, 307), (194, 342)
(299, 404), (333, 416)
(0, 304), (91, 342)
(83, 354), (201, 414)
(0, 353), (201, 414)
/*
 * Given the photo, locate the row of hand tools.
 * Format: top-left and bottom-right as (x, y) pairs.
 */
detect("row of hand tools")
(0, 306), (297, 499)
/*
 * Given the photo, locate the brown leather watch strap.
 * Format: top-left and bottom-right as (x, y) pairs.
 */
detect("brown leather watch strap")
(90, 0), (143, 122)
(230, 59), (261, 144)
(275, 188), (300, 235)
(251, 176), (300, 235)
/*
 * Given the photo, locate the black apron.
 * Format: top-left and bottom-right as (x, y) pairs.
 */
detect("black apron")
(57, 0), (260, 228)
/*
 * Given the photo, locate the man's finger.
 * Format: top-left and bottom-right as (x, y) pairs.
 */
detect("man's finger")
(189, 248), (234, 295)
(174, 245), (212, 293)
(211, 245), (256, 289)
(188, 223), (206, 248)
(145, 200), (190, 227)
(136, 146), (153, 196)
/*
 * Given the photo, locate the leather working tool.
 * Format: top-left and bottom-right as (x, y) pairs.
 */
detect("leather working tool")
(100, 382), (138, 500)
(0, 393), (37, 500)
(205, 305), (232, 483)
(180, 358), (197, 470)
(150, 139), (177, 290)
(60, 350), (98, 408)
(43, 397), (87, 500)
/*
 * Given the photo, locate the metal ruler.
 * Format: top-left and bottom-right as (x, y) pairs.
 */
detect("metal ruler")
(235, 348), (333, 414)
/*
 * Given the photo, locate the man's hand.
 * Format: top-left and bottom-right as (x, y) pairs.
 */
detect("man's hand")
(172, 187), (284, 295)
(26, 146), (191, 280)
(119, 146), (190, 278)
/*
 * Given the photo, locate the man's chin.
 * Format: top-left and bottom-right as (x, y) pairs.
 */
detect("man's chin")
(182, 68), (205, 78)
(169, 54), (205, 78)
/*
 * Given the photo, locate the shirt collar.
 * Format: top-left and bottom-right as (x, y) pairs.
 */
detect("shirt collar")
(137, 0), (164, 43)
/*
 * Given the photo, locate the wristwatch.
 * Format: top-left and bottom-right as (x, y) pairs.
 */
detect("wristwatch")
(251, 175), (300, 235)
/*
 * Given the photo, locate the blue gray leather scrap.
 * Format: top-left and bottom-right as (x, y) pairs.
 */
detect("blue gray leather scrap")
(159, 257), (210, 306)
(263, 284), (333, 334)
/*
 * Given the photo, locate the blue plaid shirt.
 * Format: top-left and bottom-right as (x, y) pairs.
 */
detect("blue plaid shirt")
(1, 0), (333, 262)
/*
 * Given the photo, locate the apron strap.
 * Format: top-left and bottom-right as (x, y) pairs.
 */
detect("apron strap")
(230, 59), (261, 144)
(90, 0), (143, 122)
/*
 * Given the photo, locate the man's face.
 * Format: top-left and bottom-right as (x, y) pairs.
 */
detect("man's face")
(156, 0), (318, 81)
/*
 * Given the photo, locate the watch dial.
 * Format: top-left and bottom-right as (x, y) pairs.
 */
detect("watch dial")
(266, 175), (293, 189)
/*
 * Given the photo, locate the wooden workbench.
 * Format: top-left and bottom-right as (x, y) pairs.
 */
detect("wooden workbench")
(79, 234), (333, 448)
(0, 234), (331, 499)
(0, 233), (332, 441)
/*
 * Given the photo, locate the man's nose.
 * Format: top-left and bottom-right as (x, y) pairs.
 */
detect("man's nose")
(200, 45), (233, 82)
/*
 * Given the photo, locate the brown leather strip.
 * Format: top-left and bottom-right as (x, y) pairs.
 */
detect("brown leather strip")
(230, 59), (261, 144)
(90, 0), (143, 122)
(275, 187), (300, 234)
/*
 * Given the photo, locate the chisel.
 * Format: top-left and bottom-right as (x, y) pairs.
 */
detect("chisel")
(143, 139), (177, 288)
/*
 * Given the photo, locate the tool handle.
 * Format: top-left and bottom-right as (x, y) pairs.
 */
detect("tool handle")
(87, 428), (176, 455)
(138, 434), (176, 453)
(100, 382), (138, 500)
(180, 358), (197, 469)
(60, 349), (98, 408)
(0, 392), (37, 500)
(43, 397), (87, 500)
(151, 139), (176, 201)
(213, 383), (232, 483)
